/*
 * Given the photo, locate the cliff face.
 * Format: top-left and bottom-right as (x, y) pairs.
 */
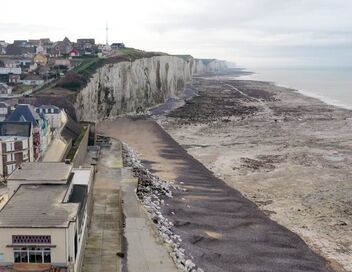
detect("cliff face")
(192, 59), (228, 75)
(75, 56), (226, 122)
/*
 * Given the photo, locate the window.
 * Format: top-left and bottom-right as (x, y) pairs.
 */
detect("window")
(6, 154), (10, 162)
(22, 140), (28, 150)
(6, 142), (14, 152)
(14, 247), (51, 264)
(7, 164), (16, 175)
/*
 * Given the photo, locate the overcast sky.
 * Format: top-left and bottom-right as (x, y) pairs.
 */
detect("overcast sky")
(1, 0), (351, 68)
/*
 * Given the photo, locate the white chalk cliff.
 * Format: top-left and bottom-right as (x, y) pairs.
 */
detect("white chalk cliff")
(75, 56), (227, 122)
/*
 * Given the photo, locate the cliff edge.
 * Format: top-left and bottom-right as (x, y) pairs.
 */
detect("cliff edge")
(74, 55), (227, 122)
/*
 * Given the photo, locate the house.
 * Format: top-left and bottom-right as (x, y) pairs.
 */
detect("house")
(7, 104), (52, 158)
(40, 38), (51, 45)
(37, 66), (50, 77)
(8, 74), (20, 84)
(13, 40), (28, 47)
(29, 62), (38, 72)
(20, 74), (44, 86)
(76, 39), (95, 50)
(6, 104), (46, 160)
(3, 59), (18, 68)
(0, 163), (94, 272)
(28, 39), (40, 47)
(68, 48), (80, 57)
(5, 44), (35, 56)
(51, 37), (73, 56)
(54, 59), (71, 68)
(33, 53), (48, 65)
(0, 41), (7, 54)
(35, 42), (46, 54)
(0, 122), (34, 177)
(17, 59), (32, 68)
(35, 105), (64, 129)
(0, 83), (12, 95)
(0, 67), (22, 75)
(0, 102), (10, 121)
(38, 112), (52, 156)
(111, 43), (125, 49)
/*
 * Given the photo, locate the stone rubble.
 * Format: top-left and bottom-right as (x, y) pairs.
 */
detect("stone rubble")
(122, 143), (203, 272)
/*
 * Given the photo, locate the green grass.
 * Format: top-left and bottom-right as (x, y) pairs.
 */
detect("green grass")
(34, 79), (58, 94)
(118, 47), (141, 56)
(73, 58), (101, 75)
(173, 55), (193, 61)
(65, 126), (87, 161)
(118, 47), (167, 60)
(35, 48), (167, 96)
(12, 84), (32, 94)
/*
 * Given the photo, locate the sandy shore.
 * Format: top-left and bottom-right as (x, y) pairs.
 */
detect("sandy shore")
(157, 76), (352, 271)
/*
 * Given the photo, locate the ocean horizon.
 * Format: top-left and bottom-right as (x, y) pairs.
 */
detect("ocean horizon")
(239, 66), (352, 110)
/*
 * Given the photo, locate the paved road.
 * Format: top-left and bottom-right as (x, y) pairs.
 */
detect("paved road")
(97, 118), (332, 272)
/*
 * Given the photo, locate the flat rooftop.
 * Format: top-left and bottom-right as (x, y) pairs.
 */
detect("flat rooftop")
(7, 162), (72, 181)
(0, 136), (28, 142)
(72, 168), (93, 186)
(0, 184), (79, 228)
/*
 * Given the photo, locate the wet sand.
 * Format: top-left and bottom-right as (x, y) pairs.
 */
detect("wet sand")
(158, 77), (352, 271)
(98, 118), (331, 272)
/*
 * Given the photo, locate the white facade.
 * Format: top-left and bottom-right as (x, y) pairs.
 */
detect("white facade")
(20, 79), (44, 86)
(0, 41), (7, 54)
(0, 67), (21, 75)
(0, 103), (9, 120)
(29, 63), (38, 72)
(36, 106), (64, 130)
(0, 165), (94, 272)
(0, 84), (12, 95)
(0, 136), (33, 178)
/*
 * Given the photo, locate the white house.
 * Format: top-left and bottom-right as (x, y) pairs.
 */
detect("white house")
(0, 83), (12, 95)
(35, 105), (64, 130)
(0, 102), (10, 121)
(29, 63), (38, 72)
(3, 59), (17, 68)
(54, 59), (71, 68)
(20, 75), (44, 86)
(0, 163), (94, 272)
(0, 68), (21, 75)
(0, 121), (34, 177)
(0, 41), (7, 54)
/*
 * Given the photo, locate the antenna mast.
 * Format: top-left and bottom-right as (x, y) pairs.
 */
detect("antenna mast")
(106, 23), (109, 45)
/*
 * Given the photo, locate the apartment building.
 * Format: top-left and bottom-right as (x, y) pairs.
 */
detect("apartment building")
(0, 122), (33, 178)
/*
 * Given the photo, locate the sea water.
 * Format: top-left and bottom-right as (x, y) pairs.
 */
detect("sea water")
(239, 67), (352, 110)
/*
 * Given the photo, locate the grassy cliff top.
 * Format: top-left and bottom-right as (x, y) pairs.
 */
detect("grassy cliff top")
(41, 48), (168, 93)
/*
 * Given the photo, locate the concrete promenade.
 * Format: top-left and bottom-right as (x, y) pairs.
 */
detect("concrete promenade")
(82, 140), (177, 272)
(81, 142), (122, 272)
(120, 167), (178, 272)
